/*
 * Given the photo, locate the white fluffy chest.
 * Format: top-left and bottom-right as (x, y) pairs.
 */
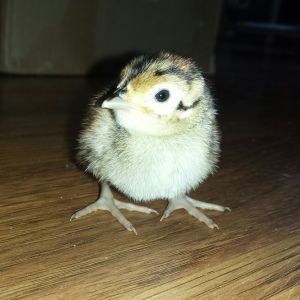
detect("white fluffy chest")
(102, 132), (212, 201)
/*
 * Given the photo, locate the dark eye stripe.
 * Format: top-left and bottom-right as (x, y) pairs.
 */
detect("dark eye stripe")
(177, 99), (201, 111)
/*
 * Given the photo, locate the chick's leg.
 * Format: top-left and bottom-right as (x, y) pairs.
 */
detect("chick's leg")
(71, 181), (157, 234)
(160, 196), (230, 229)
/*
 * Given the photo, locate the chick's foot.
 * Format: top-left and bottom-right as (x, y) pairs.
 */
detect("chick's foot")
(70, 182), (157, 234)
(160, 196), (230, 229)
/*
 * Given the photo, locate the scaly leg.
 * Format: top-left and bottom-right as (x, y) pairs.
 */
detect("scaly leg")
(160, 195), (230, 229)
(71, 181), (158, 234)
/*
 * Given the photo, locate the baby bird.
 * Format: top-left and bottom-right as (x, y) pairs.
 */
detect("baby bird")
(71, 52), (230, 234)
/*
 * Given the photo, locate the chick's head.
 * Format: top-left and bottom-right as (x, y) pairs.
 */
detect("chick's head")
(102, 52), (208, 136)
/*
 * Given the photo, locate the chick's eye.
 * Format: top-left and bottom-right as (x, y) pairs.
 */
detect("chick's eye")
(155, 89), (170, 102)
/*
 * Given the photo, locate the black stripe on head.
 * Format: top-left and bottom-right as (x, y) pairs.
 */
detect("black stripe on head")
(155, 66), (192, 81)
(125, 54), (160, 84)
(177, 99), (201, 111)
(155, 63), (200, 84)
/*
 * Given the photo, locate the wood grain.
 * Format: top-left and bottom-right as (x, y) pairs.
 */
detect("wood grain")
(1, 56), (300, 299)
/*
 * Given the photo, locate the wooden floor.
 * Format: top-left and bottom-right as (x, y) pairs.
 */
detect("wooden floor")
(1, 54), (300, 299)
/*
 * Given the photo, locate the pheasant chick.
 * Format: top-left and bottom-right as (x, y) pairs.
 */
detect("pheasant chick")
(71, 52), (230, 234)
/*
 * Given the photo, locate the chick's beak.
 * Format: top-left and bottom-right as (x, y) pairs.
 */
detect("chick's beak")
(102, 97), (137, 111)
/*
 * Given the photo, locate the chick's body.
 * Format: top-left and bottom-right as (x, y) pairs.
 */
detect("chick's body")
(73, 52), (229, 234)
(80, 108), (218, 201)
